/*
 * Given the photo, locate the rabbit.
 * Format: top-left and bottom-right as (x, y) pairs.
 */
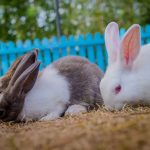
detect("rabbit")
(0, 50), (40, 121)
(100, 21), (150, 111)
(0, 49), (103, 122)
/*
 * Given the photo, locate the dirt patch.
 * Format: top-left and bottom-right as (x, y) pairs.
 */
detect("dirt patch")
(0, 106), (150, 150)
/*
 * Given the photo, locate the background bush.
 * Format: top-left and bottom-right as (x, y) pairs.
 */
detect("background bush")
(0, 0), (150, 41)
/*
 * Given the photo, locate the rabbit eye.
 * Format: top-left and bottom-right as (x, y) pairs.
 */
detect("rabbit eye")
(115, 85), (121, 94)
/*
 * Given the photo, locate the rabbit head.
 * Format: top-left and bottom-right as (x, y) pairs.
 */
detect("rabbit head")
(100, 22), (141, 110)
(0, 49), (40, 121)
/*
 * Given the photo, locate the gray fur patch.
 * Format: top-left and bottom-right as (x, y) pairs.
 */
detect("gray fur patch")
(53, 56), (104, 110)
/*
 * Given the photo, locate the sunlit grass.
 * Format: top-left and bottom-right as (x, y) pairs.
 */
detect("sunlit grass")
(0, 106), (150, 150)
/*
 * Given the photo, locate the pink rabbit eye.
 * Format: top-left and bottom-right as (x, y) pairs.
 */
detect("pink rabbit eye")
(115, 85), (121, 94)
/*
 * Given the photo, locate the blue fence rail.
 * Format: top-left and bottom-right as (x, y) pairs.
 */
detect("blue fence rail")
(0, 25), (150, 76)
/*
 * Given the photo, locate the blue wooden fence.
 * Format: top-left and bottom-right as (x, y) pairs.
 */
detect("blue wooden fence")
(0, 25), (150, 76)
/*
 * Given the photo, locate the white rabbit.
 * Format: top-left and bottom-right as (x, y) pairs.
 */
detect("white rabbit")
(100, 22), (150, 110)
(0, 49), (103, 122)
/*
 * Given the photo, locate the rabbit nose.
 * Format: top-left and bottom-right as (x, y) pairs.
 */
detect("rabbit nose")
(0, 108), (5, 118)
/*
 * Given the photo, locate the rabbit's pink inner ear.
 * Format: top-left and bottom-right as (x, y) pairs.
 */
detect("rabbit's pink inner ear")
(121, 25), (141, 67)
(105, 22), (120, 64)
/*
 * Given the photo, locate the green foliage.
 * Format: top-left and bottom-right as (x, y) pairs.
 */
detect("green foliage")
(0, 0), (150, 41)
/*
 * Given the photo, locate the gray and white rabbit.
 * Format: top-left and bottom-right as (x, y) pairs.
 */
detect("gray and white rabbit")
(100, 22), (150, 110)
(0, 49), (103, 121)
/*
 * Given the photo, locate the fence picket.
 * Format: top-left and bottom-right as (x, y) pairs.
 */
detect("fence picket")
(51, 36), (60, 61)
(77, 35), (86, 57)
(0, 27), (150, 75)
(86, 33), (95, 63)
(60, 36), (68, 57)
(145, 25), (150, 43)
(1, 42), (9, 75)
(41, 38), (51, 67)
(120, 28), (126, 37)
(16, 40), (25, 56)
(69, 35), (76, 55)
(141, 27), (145, 45)
(7, 41), (17, 68)
(94, 33), (105, 71)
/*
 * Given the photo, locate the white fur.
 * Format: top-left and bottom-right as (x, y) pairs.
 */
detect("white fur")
(100, 22), (150, 110)
(65, 104), (87, 116)
(18, 65), (70, 121)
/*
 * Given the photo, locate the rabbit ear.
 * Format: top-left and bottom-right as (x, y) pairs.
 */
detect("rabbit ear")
(0, 49), (38, 89)
(10, 61), (40, 95)
(105, 22), (120, 64)
(6, 56), (23, 77)
(9, 50), (38, 86)
(120, 24), (141, 68)
(5, 48), (38, 78)
(0, 56), (24, 89)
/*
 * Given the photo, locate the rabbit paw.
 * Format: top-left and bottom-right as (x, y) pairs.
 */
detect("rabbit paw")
(65, 104), (87, 116)
(40, 112), (60, 121)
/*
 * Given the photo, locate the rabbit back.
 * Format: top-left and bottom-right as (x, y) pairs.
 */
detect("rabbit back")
(53, 56), (104, 109)
(19, 56), (103, 121)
